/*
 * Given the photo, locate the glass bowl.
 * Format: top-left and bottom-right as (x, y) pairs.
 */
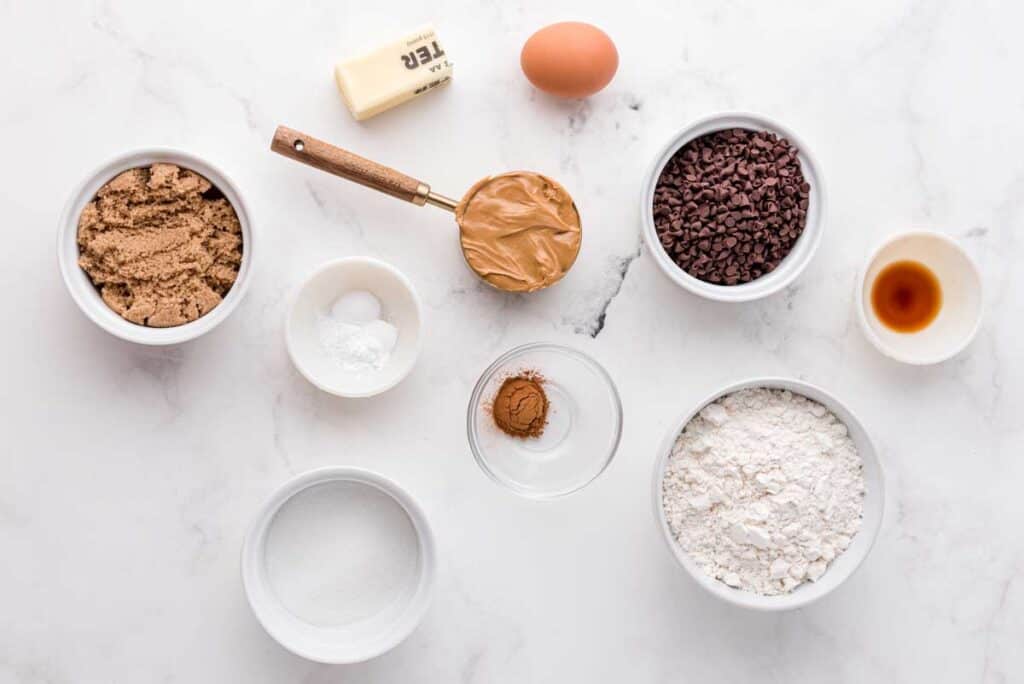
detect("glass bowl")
(467, 343), (622, 499)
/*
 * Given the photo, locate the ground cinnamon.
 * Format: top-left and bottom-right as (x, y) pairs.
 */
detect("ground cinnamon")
(491, 373), (548, 438)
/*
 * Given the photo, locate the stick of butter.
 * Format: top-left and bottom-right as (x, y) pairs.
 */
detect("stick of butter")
(334, 24), (453, 121)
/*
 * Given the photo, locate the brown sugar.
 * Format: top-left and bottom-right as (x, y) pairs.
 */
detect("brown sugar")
(491, 373), (549, 438)
(77, 163), (243, 327)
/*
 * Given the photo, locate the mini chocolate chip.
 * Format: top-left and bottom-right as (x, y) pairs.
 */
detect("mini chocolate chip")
(652, 127), (810, 285)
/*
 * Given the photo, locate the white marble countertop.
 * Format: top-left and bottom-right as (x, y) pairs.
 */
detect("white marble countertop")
(2, 1), (1022, 681)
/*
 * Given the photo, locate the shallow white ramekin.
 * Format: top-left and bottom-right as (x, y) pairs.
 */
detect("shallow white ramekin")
(857, 230), (982, 365)
(286, 257), (422, 398)
(58, 148), (255, 345)
(242, 467), (436, 664)
(652, 377), (884, 611)
(640, 112), (826, 302)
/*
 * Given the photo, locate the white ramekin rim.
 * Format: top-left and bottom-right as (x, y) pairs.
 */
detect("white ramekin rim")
(639, 111), (827, 303)
(241, 466), (437, 664)
(651, 376), (885, 611)
(57, 148), (255, 345)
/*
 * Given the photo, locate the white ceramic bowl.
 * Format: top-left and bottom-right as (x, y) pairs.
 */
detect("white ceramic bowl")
(58, 148), (255, 345)
(640, 112), (826, 302)
(286, 257), (422, 398)
(242, 467), (436, 664)
(857, 231), (982, 365)
(652, 377), (884, 611)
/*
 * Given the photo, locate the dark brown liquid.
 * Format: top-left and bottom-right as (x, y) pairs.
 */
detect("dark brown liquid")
(871, 260), (942, 332)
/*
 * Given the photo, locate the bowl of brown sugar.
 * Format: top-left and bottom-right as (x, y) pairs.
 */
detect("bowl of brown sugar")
(59, 149), (254, 345)
(641, 112), (826, 302)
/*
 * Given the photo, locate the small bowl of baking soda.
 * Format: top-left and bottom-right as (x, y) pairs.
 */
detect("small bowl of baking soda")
(286, 257), (422, 398)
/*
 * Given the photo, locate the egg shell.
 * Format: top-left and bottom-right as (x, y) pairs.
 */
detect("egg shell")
(520, 22), (618, 99)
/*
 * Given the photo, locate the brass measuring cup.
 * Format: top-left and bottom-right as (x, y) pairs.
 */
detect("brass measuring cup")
(272, 126), (582, 293)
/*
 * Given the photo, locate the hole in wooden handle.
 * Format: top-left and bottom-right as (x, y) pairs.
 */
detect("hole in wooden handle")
(293, 140), (305, 152)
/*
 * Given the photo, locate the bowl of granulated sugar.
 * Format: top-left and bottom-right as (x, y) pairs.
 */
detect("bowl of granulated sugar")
(242, 466), (436, 663)
(652, 377), (884, 611)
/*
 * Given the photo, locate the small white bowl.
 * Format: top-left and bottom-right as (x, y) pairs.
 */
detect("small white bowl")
(640, 112), (826, 302)
(857, 231), (982, 365)
(58, 148), (255, 345)
(652, 377), (884, 611)
(242, 467), (436, 664)
(286, 257), (422, 398)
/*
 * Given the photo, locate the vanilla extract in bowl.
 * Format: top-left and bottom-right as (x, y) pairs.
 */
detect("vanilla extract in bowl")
(870, 259), (942, 333)
(857, 231), (981, 365)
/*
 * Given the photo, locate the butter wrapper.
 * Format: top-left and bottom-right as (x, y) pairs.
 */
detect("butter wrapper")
(335, 24), (453, 121)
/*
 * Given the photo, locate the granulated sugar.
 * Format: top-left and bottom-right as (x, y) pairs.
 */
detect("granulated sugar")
(264, 481), (420, 627)
(661, 388), (865, 595)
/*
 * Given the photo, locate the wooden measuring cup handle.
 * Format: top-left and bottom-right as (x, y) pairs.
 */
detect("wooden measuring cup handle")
(271, 126), (430, 205)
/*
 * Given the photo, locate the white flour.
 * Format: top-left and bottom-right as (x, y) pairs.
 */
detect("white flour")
(662, 388), (864, 595)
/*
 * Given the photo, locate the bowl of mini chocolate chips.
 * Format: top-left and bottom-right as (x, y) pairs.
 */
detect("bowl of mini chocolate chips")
(641, 112), (825, 302)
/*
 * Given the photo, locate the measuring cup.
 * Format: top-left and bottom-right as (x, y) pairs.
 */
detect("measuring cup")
(272, 126), (582, 293)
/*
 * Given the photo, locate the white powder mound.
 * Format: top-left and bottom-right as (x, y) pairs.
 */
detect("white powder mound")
(317, 290), (399, 373)
(661, 388), (865, 595)
(317, 315), (398, 372)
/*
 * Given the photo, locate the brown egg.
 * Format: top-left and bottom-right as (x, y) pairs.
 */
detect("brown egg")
(520, 22), (618, 99)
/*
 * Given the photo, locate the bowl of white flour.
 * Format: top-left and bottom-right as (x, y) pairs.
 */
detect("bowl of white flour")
(653, 378), (884, 610)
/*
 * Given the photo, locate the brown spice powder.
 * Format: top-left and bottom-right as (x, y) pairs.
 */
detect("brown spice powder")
(77, 163), (243, 327)
(491, 373), (549, 438)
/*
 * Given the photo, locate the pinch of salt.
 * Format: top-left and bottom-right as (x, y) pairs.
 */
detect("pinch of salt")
(331, 290), (381, 323)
